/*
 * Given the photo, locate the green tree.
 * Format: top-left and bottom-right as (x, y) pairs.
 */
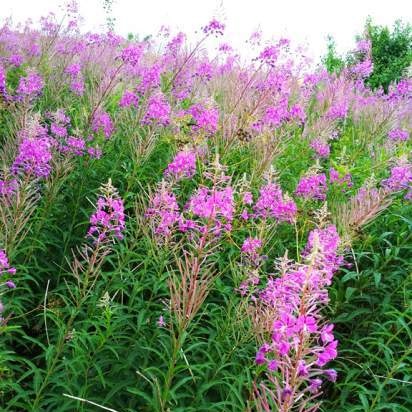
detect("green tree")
(322, 35), (345, 74)
(365, 18), (412, 91)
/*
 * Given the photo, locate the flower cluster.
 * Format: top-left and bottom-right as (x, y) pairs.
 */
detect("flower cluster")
(145, 184), (180, 238)
(187, 103), (219, 134)
(329, 168), (352, 189)
(387, 128), (409, 142)
(142, 93), (171, 126)
(0, 249), (16, 322)
(0, 178), (18, 198)
(16, 71), (44, 100)
(382, 163), (412, 198)
(295, 173), (328, 201)
(87, 182), (125, 243)
(310, 139), (330, 158)
(119, 90), (139, 108)
(164, 150), (196, 180)
(184, 186), (234, 235)
(11, 127), (54, 178)
(92, 111), (114, 139)
(121, 43), (144, 66)
(253, 182), (297, 223)
(255, 225), (342, 409)
(65, 63), (84, 95)
(202, 19), (225, 36)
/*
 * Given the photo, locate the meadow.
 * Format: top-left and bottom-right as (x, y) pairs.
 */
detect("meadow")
(0, 3), (411, 411)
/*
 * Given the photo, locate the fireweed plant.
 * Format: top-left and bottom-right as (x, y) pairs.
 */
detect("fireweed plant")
(0, 2), (411, 411)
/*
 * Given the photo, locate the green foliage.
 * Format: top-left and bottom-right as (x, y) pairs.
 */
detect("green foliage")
(365, 19), (412, 91)
(322, 36), (345, 75)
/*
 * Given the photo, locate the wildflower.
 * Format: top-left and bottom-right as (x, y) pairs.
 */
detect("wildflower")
(0, 65), (6, 96)
(295, 173), (327, 201)
(0, 250), (16, 276)
(241, 237), (262, 257)
(327, 101), (349, 120)
(12, 130), (53, 178)
(157, 315), (166, 327)
(50, 123), (68, 138)
(164, 150), (196, 180)
(9, 54), (23, 67)
(119, 90), (138, 108)
(92, 111), (114, 139)
(142, 93), (171, 126)
(387, 128), (409, 142)
(137, 64), (162, 94)
(329, 168), (352, 189)
(254, 225), (342, 409)
(382, 164), (412, 195)
(310, 139), (330, 158)
(70, 76), (85, 96)
(185, 186), (234, 235)
(121, 43), (144, 66)
(87, 147), (102, 159)
(65, 63), (82, 77)
(202, 19), (225, 36)
(0, 178), (18, 197)
(16, 71), (44, 99)
(187, 103), (219, 134)
(242, 192), (253, 205)
(87, 182), (125, 243)
(146, 185), (180, 238)
(254, 183), (297, 223)
(62, 136), (87, 156)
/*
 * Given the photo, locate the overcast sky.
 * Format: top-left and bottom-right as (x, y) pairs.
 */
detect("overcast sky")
(3, 0), (412, 61)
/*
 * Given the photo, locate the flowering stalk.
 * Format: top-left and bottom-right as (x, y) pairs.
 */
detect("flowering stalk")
(32, 180), (125, 409)
(251, 225), (343, 411)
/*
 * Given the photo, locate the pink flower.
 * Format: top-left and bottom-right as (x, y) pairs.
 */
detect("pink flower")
(295, 173), (327, 201)
(87, 187), (125, 243)
(164, 150), (196, 180)
(388, 128), (409, 142)
(92, 111), (114, 139)
(16, 71), (43, 99)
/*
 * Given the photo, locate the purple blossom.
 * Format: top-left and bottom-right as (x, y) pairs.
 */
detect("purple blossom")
(254, 183), (297, 223)
(16, 71), (44, 99)
(119, 90), (139, 108)
(87, 187), (126, 243)
(329, 168), (352, 189)
(382, 164), (412, 195)
(187, 103), (219, 134)
(92, 111), (114, 139)
(295, 173), (327, 201)
(164, 150), (196, 180)
(202, 19), (225, 36)
(9, 54), (23, 67)
(70, 76), (85, 96)
(142, 93), (171, 126)
(121, 44), (144, 66)
(146, 186), (180, 238)
(12, 130), (53, 178)
(254, 225), (342, 408)
(65, 63), (82, 77)
(310, 139), (330, 158)
(0, 178), (18, 198)
(185, 186), (234, 235)
(241, 237), (262, 257)
(387, 128), (409, 142)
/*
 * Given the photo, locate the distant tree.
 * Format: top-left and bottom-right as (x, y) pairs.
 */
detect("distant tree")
(102, 0), (116, 31)
(322, 35), (345, 75)
(364, 18), (412, 91)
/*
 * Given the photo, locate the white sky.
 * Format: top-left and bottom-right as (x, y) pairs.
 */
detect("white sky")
(3, 0), (412, 61)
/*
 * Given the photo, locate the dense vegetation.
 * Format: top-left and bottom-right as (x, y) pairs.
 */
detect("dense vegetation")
(0, 4), (411, 411)
(323, 18), (412, 92)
